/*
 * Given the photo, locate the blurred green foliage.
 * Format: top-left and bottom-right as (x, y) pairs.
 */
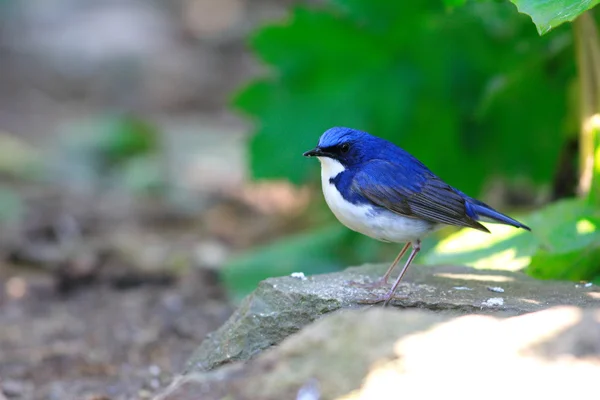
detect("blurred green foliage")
(0, 133), (45, 223)
(0, 187), (24, 223)
(94, 116), (159, 166)
(0, 133), (44, 180)
(235, 1), (573, 195)
(433, 12), (600, 283)
(424, 198), (600, 281)
(226, 0), (600, 298)
(59, 114), (165, 194)
(222, 226), (352, 301)
(0, 114), (165, 225)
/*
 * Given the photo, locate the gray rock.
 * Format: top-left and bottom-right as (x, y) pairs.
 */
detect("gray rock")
(186, 264), (600, 372)
(161, 306), (600, 400)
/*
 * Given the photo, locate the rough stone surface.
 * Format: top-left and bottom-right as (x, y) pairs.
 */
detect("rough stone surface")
(161, 306), (600, 400)
(186, 264), (600, 372)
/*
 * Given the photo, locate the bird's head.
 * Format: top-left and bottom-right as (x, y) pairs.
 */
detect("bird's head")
(303, 127), (379, 169)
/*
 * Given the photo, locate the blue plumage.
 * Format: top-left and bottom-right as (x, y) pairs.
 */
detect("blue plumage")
(309, 126), (530, 231)
(304, 126), (530, 306)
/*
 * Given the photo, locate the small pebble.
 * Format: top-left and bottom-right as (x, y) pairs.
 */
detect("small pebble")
(576, 282), (593, 288)
(162, 294), (183, 313)
(291, 272), (307, 280)
(2, 380), (24, 397)
(148, 364), (161, 376)
(482, 297), (504, 307)
(487, 286), (505, 293)
(297, 378), (320, 400)
(452, 286), (472, 291)
(194, 241), (229, 269)
(149, 379), (160, 390)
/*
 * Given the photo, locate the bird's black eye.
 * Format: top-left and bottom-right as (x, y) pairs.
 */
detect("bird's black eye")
(340, 143), (350, 154)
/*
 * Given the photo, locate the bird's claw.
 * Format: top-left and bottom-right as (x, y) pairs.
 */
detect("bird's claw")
(358, 292), (409, 307)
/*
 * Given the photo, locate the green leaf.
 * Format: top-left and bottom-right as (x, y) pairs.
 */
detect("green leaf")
(511, 0), (600, 35)
(423, 222), (537, 270)
(539, 216), (600, 252)
(423, 198), (600, 281)
(526, 216), (600, 281)
(528, 238), (600, 281)
(422, 198), (594, 269)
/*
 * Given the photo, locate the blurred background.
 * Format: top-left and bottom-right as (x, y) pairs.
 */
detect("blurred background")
(0, 0), (593, 399)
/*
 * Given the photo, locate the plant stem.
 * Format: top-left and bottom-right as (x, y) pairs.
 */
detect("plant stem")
(574, 12), (600, 203)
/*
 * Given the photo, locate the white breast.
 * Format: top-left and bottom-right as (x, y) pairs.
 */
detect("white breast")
(318, 157), (435, 243)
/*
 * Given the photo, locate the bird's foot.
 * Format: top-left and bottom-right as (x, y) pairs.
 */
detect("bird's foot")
(348, 277), (389, 289)
(358, 292), (409, 307)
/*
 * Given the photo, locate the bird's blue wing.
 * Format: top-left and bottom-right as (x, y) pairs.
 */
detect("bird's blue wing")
(351, 160), (489, 232)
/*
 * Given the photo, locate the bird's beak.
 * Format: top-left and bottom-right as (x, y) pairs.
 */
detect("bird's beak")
(303, 147), (324, 157)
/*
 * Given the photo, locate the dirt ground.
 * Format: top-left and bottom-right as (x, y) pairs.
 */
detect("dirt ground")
(0, 264), (233, 400)
(0, 183), (306, 400)
(0, 2), (307, 398)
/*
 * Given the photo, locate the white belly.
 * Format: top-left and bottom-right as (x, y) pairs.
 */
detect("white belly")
(318, 157), (435, 243)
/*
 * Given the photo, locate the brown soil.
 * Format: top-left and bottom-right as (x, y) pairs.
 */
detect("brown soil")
(0, 267), (233, 400)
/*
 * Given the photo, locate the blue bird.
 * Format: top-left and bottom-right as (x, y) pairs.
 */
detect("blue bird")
(303, 127), (531, 306)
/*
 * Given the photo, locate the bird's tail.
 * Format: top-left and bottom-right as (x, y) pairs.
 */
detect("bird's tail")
(465, 199), (531, 231)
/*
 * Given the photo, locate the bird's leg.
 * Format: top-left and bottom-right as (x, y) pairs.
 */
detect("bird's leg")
(378, 242), (411, 285)
(348, 242), (410, 288)
(382, 240), (420, 306)
(359, 240), (421, 306)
